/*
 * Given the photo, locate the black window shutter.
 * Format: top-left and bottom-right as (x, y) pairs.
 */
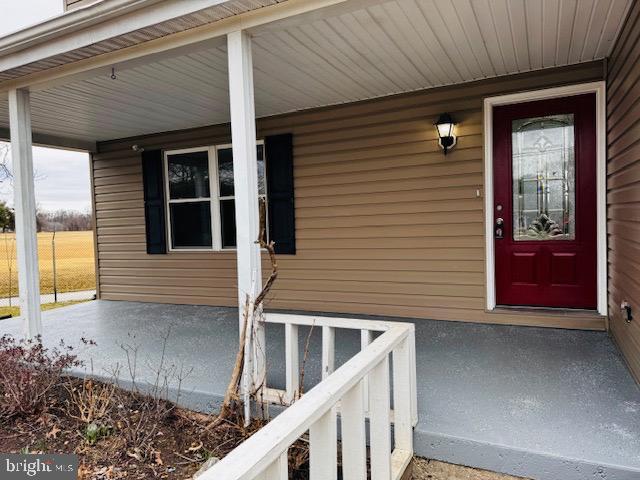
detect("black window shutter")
(265, 134), (296, 254)
(141, 149), (167, 254)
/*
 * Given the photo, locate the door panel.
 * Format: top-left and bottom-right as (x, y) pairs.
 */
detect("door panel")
(494, 94), (597, 309)
(510, 253), (538, 285)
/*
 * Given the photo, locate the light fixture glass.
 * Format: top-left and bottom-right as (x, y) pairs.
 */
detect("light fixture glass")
(435, 113), (457, 154)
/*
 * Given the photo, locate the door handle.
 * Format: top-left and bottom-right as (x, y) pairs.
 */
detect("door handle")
(495, 217), (504, 239)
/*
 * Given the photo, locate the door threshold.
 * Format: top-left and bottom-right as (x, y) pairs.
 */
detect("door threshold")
(493, 305), (604, 318)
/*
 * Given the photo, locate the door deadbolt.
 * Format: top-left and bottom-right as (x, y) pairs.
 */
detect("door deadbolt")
(495, 217), (504, 239)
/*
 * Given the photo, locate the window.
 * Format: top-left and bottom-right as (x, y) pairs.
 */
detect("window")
(164, 143), (266, 250)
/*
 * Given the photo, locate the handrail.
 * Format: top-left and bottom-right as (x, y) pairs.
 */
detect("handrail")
(200, 315), (417, 480)
(265, 313), (395, 332)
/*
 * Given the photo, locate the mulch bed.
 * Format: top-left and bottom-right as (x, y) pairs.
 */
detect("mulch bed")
(0, 376), (305, 479)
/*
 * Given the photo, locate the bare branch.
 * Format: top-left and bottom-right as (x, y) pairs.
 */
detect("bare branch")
(207, 197), (280, 429)
(0, 144), (11, 184)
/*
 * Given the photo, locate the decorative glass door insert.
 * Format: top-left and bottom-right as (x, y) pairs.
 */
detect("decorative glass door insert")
(511, 114), (575, 241)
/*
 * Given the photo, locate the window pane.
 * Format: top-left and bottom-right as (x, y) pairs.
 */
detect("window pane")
(512, 114), (575, 241)
(167, 151), (210, 199)
(217, 145), (266, 197)
(220, 199), (236, 248)
(218, 148), (234, 197)
(170, 201), (212, 248)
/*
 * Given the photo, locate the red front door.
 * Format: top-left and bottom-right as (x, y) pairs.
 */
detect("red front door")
(494, 93), (597, 309)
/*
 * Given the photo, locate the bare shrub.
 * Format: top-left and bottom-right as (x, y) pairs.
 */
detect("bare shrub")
(65, 378), (115, 424)
(0, 335), (81, 420)
(106, 329), (192, 461)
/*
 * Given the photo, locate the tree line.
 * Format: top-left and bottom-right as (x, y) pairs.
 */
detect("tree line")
(0, 201), (93, 233)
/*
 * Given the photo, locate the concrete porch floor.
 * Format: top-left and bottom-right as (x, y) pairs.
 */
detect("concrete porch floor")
(1, 300), (638, 480)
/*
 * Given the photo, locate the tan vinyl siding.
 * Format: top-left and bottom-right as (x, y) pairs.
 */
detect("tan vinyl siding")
(93, 62), (605, 330)
(607, 0), (640, 383)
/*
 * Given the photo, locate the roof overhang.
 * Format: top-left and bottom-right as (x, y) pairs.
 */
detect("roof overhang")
(0, 0), (633, 151)
(0, 0), (359, 90)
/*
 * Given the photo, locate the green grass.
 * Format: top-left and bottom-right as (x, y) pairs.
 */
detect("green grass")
(0, 300), (91, 319)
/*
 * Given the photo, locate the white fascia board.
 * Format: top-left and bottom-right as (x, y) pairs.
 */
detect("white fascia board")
(0, 0), (163, 55)
(0, 0), (230, 73)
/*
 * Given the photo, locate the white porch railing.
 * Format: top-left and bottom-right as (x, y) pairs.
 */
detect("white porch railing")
(201, 313), (418, 480)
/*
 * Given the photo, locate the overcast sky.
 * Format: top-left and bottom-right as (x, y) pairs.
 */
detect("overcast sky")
(0, 1), (91, 213)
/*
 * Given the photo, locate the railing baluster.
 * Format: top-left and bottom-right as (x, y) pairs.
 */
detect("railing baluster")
(258, 450), (288, 480)
(369, 356), (391, 480)
(309, 408), (337, 480)
(285, 323), (299, 402)
(340, 380), (367, 480)
(360, 330), (373, 413)
(322, 326), (335, 380)
(392, 336), (413, 453)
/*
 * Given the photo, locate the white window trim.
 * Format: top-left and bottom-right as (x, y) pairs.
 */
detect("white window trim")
(164, 140), (266, 252)
(483, 81), (607, 316)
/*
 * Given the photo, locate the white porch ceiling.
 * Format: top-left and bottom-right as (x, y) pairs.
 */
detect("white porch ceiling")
(0, 0), (632, 146)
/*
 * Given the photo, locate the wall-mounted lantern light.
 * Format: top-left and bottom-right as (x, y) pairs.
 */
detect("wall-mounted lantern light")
(435, 113), (457, 155)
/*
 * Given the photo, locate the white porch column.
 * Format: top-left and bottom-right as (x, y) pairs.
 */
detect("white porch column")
(227, 30), (264, 396)
(8, 88), (42, 338)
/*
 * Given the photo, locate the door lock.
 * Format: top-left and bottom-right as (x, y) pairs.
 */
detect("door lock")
(495, 217), (504, 239)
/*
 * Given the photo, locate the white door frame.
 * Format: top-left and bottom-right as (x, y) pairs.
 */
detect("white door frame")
(483, 81), (607, 316)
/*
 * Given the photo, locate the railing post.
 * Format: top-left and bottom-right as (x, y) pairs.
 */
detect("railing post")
(285, 323), (299, 402)
(309, 408), (337, 480)
(369, 356), (391, 480)
(340, 380), (367, 480)
(392, 336), (413, 453)
(322, 326), (335, 380)
(409, 326), (418, 426)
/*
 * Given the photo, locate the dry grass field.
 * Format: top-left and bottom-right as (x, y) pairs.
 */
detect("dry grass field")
(0, 231), (95, 299)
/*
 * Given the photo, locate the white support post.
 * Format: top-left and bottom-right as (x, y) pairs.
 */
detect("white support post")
(309, 408), (337, 480)
(8, 88), (41, 339)
(369, 356), (391, 480)
(227, 30), (264, 400)
(340, 380), (367, 480)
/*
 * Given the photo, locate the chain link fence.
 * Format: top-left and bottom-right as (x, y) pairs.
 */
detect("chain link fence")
(0, 230), (96, 308)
